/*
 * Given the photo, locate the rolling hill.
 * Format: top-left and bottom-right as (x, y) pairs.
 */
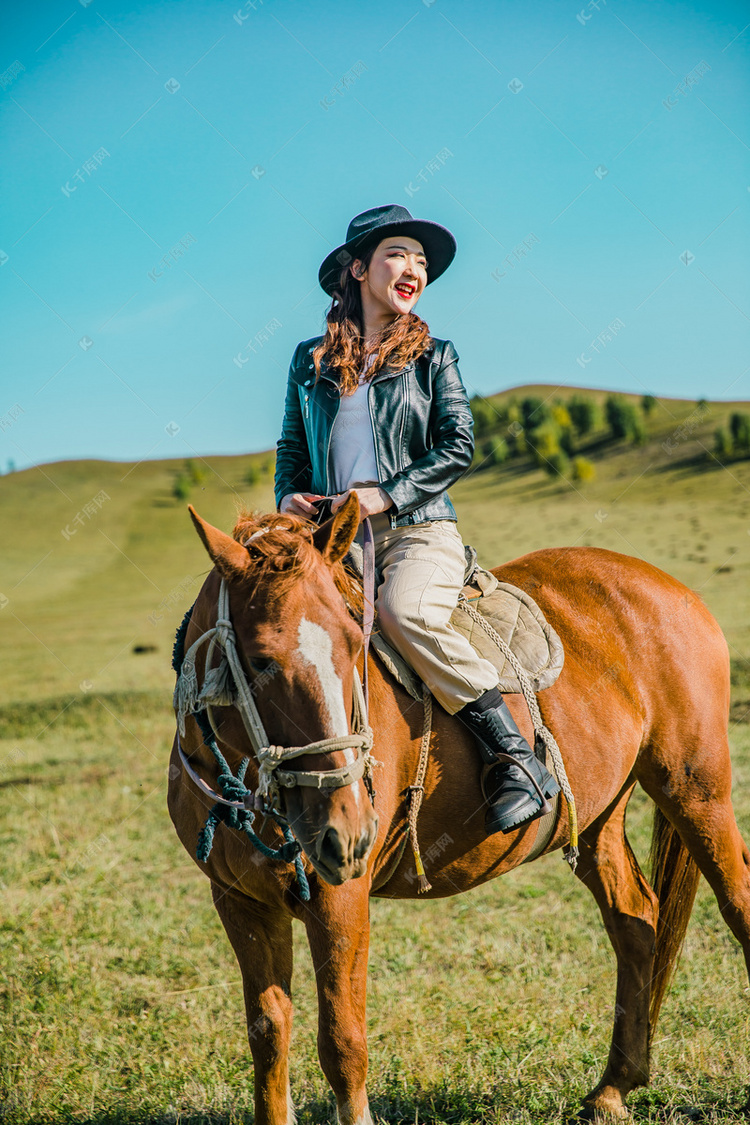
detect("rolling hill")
(1, 385), (748, 706)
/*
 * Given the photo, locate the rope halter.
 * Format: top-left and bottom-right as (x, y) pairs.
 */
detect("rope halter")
(173, 577), (377, 815)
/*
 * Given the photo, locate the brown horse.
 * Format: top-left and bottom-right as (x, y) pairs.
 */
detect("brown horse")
(167, 494), (750, 1124)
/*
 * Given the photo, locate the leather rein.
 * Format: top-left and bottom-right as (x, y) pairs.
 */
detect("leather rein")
(174, 517), (378, 816)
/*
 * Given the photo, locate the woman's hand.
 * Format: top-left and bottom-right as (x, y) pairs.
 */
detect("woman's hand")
(330, 487), (393, 522)
(279, 492), (326, 518)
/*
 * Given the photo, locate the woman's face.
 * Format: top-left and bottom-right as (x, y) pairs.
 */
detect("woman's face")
(351, 235), (428, 318)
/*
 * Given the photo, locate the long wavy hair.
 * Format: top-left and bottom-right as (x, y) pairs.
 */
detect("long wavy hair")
(312, 237), (435, 396)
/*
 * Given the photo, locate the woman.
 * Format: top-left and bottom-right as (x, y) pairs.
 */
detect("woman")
(274, 203), (559, 835)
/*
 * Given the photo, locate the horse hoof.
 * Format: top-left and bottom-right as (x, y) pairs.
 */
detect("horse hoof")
(569, 1113), (629, 1124)
(571, 1099), (630, 1122)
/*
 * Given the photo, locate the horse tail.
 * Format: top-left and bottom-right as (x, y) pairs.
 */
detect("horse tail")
(648, 806), (701, 1033)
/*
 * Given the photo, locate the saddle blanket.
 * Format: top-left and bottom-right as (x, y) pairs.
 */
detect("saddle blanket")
(344, 542), (565, 703)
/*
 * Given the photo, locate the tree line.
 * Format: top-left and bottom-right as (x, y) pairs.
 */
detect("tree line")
(470, 391), (750, 481)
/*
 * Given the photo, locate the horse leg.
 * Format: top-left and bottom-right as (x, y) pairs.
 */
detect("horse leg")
(640, 734), (750, 1114)
(641, 743), (750, 978)
(210, 882), (295, 1125)
(303, 884), (372, 1125)
(574, 780), (658, 1121)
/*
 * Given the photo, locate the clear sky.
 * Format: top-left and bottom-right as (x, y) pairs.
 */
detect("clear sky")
(2, 0), (748, 471)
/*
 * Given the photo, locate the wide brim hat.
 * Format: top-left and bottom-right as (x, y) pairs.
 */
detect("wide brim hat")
(318, 203), (456, 297)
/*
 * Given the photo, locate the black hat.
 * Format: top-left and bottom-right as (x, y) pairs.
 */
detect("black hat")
(318, 204), (457, 297)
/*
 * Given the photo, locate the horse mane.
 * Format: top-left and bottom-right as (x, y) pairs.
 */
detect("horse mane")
(231, 508), (364, 619)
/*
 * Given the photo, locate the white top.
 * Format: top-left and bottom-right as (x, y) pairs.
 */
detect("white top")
(328, 353), (379, 493)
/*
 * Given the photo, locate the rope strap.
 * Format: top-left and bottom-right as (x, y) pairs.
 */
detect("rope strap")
(177, 715), (311, 901)
(406, 684), (434, 893)
(456, 595), (579, 871)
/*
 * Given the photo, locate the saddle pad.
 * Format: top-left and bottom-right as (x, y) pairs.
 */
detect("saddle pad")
(452, 573), (565, 694)
(345, 543), (565, 702)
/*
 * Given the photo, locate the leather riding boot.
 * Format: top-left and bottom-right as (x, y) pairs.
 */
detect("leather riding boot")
(456, 686), (560, 835)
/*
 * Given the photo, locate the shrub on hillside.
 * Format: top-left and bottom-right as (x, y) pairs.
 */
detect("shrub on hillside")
(521, 396), (551, 430)
(572, 456), (596, 482)
(507, 424), (526, 456)
(714, 427), (733, 458)
(630, 413), (646, 446)
(173, 474), (191, 501)
(641, 394), (657, 416)
(545, 450), (571, 477)
(527, 421), (561, 465)
(568, 395), (599, 436)
(506, 400), (522, 431)
(605, 395), (629, 438)
(247, 456), (275, 486)
(729, 412), (750, 450)
(605, 395), (645, 444)
(470, 396), (500, 437)
(481, 437), (510, 466)
(551, 404), (575, 455)
(184, 458), (207, 485)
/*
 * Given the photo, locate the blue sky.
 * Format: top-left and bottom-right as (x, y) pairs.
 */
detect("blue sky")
(2, 0), (748, 470)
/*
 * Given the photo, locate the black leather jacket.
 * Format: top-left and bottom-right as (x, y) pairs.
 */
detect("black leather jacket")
(274, 335), (475, 529)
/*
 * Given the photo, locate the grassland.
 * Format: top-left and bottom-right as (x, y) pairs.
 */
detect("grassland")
(1, 386), (749, 1123)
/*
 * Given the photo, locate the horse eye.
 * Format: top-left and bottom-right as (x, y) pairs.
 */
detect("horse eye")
(249, 657), (274, 676)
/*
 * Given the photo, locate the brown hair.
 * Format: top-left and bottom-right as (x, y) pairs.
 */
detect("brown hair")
(312, 237), (435, 396)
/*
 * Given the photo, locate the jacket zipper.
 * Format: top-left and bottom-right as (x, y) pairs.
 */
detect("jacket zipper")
(323, 394), (341, 496)
(369, 375), (404, 528)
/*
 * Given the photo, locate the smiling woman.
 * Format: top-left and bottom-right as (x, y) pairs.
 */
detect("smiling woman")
(274, 202), (560, 836)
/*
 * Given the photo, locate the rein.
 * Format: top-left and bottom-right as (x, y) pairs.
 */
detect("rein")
(172, 518), (379, 898)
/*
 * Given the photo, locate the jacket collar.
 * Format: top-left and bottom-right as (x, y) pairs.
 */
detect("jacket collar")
(317, 355), (415, 384)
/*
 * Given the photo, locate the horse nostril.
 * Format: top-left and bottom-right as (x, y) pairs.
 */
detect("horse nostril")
(317, 826), (346, 870)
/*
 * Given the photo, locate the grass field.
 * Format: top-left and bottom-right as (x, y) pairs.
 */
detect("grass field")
(1, 386), (749, 1123)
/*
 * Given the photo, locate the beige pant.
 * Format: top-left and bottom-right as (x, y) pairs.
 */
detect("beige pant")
(354, 513), (499, 715)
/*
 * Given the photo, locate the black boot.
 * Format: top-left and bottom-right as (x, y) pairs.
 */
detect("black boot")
(457, 686), (560, 835)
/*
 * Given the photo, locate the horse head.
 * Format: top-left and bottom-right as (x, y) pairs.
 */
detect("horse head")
(187, 494), (379, 886)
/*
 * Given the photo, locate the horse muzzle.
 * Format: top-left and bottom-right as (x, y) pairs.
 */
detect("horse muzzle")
(311, 815), (379, 885)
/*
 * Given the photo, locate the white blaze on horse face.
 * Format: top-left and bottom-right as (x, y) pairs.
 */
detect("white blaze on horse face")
(296, 617), (359, 807)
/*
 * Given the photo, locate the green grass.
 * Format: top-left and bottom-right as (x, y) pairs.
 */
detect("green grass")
(0, 693), (748, 1123)
(1, 387), (749, 1122)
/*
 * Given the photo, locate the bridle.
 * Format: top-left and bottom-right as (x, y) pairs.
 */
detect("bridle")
(173, 518), (378, 815)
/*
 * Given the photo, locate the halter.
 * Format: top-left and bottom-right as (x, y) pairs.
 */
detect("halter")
(173, 518), (378, 815)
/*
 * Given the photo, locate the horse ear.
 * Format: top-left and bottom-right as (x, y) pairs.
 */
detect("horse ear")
(188, 505), (249, 581)
(312, 492), (360, 564)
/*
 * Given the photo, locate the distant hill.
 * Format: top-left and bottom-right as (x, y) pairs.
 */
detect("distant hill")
(1, 386), (748, 706)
